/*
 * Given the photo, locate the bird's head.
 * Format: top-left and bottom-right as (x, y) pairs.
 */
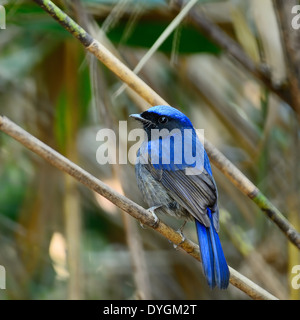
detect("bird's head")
(130, 105), (194, 138)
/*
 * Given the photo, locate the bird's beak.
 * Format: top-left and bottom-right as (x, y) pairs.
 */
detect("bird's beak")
(129, 113), (149, 124)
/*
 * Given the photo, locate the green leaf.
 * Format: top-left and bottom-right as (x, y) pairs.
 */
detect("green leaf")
(107, 20), (221, 54)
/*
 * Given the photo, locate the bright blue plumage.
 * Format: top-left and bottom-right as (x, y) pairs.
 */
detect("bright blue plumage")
(131, 105), (230, 289)
(201, 152), (229, 289)
(196, 209), (229, 289)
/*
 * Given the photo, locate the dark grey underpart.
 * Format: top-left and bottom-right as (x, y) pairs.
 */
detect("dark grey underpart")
(135, 158), (220, 232)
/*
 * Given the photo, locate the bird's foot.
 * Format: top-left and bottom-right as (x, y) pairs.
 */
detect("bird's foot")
(139, 205), (160, 229)
(148, 205), (162, 214)
(147, 206), (160, 227)
(173, 226), (186, 250)
(178, 221), (187, 233)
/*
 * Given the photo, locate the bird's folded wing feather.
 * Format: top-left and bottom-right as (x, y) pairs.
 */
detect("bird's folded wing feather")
(145, 162), (218, 228)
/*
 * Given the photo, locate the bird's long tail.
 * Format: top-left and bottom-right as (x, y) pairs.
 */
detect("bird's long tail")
(195, 209), (229, 289)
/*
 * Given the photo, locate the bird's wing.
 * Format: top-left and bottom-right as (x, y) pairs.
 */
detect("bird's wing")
(145, 162), (219, 229)
(138, 128), (206, 171)
(139, 129), (219, 229)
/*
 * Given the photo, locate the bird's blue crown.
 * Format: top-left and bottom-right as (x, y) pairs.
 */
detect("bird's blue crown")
(146, 105), (194, 129)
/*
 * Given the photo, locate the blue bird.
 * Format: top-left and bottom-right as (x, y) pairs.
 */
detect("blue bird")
(130, 105), (230, 289)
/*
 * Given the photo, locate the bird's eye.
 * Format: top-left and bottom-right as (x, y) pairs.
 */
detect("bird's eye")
(158, 116), (168, 124)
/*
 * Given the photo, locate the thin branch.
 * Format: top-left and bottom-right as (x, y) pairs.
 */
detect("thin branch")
(32, 0), (300, 249)
(0, 115), (278, 300)
(172, 0), (294, 111)
(123, 214), (152, 300)
(272, 0), (300, 299)
(204, 138), (300, 249)
(272, 0), (300, 118)
(186, 67), (260, 155)
(32, 0), (167, 107)
(114, 0), (200, 98)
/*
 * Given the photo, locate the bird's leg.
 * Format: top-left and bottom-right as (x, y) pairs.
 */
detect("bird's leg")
(173, 221), (187, 249)
(148, 205), (163, 215)
(147, 205), (160, 226)
(139, 205), (161, 229)
(178, 221), (187, 233)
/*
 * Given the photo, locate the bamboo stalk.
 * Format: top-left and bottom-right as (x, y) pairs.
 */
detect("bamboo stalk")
(273, 0), (300, 118)
(173, 0), (293, 111)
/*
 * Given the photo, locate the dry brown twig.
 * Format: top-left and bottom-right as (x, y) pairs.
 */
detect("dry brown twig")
(173, 0), (294, 112)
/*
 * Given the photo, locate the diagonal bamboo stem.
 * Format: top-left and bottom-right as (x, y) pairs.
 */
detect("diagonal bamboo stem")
(0, 115), (278, 300)
(32, 0), (300, 249)
(173, 0), (293, 111)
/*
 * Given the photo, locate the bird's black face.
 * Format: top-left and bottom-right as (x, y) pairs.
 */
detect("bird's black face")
(130, 111), (181, 138)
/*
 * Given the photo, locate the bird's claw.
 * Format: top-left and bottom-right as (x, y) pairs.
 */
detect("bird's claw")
(173, 229), (186, 250)
(139, 206), (160, 229)
(146, 206), (160, 227)
(139, 222), (146, 229)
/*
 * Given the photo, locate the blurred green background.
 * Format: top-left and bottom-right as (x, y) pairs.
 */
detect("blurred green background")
(0, 0), (299, 300)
